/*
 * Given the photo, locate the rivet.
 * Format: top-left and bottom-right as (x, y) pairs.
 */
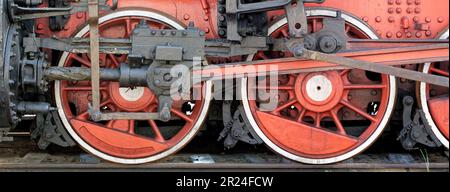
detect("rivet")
(204, 16), (209, 21)
(415, 0), (421, 5)
(375, 16), (382, 22)
(415, 31), (422, 38)
(36, 23), (44, 30)
(388, 0), (394, 5)
(437, 17), (444, 23)
(219, 15), (226, 22)
(396, 0), (402, 5)
(425, 17), (431, 23)
(414, 7), (421, 14)
(205, 28), (210, 33)
(413, 16), (419, 22)
(76, 12), (84, 19)
(388, 8), (394, 14)
(406, 32), (412, 38)
(371, 90), (378, 96)
(407, 0), (413, 5)
(406, 8), (413, 14)
(218, 29), (226, 36)
(396, 8), (402, 13)
(425, 30), (432, 36)
(386, 32), (393, 38)
(183, 14), (190, 20)
(388, 16), (395, 22)
(362, 17), (369, 22)
(396, 31), (403, 37)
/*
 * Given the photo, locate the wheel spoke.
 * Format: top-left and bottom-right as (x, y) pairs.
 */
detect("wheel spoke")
(171, 109), (193, 123)
(430, 67), (449, 77)
(280, 28), (289, 38)
(125, 17), (133, 37)
(340, 69), (351, 76)
(149, 120), (165, 142)
(312, 18), (318, 33)
(272, 99), (297, 114)
(345, 25), (351, 33)
(75, 99), (112, 120)
(71, 54), (91, 67)
(256, 52), (269, 60)
(296, 108), (307, 122)
(340, 100), (376, 122)
(252, 85), (294, 90)
(344, 84), (387, 89)
(128, 120), (135, 134)
(330, 111), (347, 135)
(107, 54), (120, 68)
(314, 113), (321, 128)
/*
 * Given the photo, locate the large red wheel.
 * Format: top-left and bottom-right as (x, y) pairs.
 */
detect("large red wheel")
(54, 10), (212, 164)
(241, 9), (397, 164)
(418, 29), (449, 149)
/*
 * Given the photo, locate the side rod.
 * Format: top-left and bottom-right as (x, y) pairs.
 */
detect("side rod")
(45, 44), (449, 87)
(302, 48), (449, 87)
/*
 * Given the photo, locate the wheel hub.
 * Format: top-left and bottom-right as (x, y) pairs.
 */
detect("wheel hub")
(295, 72), (344, 112)
(305, 75), (333, 102)
(108, 83), (154, 111)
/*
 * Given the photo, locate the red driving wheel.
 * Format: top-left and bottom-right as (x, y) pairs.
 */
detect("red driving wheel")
(242, 10), (397, 164)
(54, 10), (212, 164)
(418, 29), (449, 149)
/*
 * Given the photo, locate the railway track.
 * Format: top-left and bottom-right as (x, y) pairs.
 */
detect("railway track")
(1, 139), (448, 172)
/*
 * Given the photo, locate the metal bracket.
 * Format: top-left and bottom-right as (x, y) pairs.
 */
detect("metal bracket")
(7, 0), (116, 22)
(398, 96), (442, 150)
(0, 129), (13, 142)
(219, 102), (263, 149)
(284, 0), (308, 38)
(31, 111), (76, 149)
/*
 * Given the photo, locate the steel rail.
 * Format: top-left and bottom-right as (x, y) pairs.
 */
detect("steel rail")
(0, 163), (448, 172)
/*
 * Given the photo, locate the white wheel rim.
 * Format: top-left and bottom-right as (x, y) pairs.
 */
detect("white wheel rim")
(241, 9), (397, 164)
(419, 29), (449, 149)
(54, 10), (212, 164)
